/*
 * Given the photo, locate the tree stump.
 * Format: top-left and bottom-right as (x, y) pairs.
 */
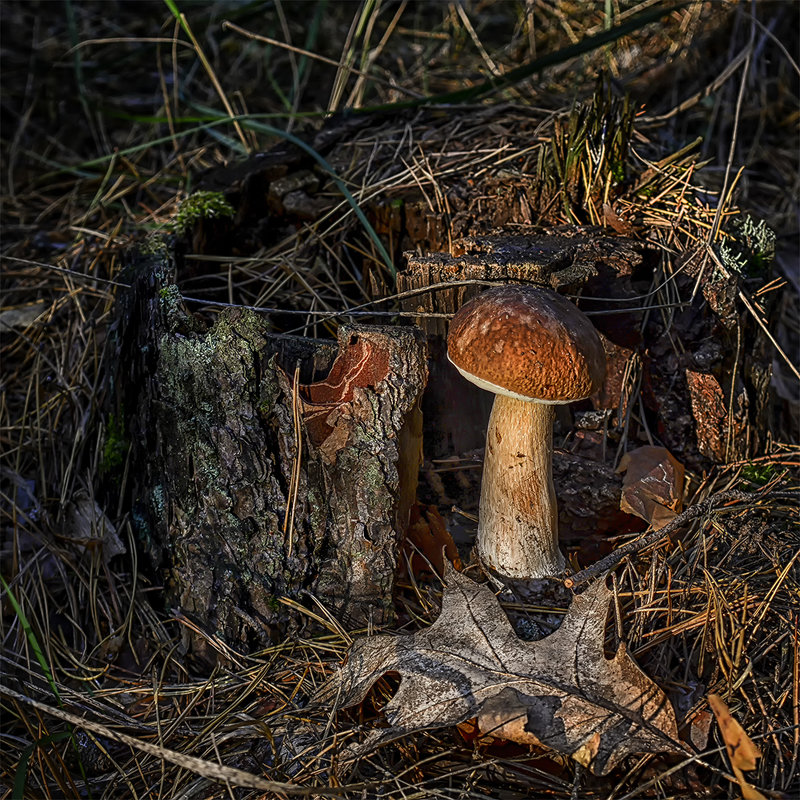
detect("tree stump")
(113, 245), (427, 660)
(400, 230), (647, 458)
(400, 230), (646, 336)
(400, 230), (774, 471)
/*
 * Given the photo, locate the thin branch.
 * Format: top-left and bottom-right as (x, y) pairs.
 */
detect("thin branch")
(564, 489), (797, 589)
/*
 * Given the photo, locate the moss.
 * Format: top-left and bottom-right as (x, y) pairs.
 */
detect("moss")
(138, 233), (171, 257)
(718, 215), (776, 278)
(266, 595), (281, 612)
(740, 463), (775, 487)
(157, 284), (204, 335)
(173, 191), (235, 234)
(101, 412), (128, 476)
(131, 508), (152, 547)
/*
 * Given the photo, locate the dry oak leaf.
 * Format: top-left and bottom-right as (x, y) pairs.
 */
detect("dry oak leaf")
(618, 445), (685, 530)
(314, 570), (681, 775)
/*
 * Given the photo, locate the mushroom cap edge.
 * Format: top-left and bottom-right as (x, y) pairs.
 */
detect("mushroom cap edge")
(446, 285), (606, 403)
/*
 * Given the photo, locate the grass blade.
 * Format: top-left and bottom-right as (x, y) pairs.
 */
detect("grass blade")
(244, 119), (395, 279)
(13, 732), (73, 800)
(355, 2), (687, 113)
(1, 575), (61, 704)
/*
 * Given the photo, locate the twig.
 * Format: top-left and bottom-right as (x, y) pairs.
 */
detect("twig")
(564, 489), (793, 589)
(0, 684), (368, 796)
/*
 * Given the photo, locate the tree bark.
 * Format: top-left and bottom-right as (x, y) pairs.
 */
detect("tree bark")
(399, 229), (645, 336)
(113, 245), (427, 660)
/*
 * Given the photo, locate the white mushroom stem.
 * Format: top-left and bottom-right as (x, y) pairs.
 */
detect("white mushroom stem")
(477, 394), (566, 579)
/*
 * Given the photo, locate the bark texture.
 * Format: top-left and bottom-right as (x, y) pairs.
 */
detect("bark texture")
(400, 230), (645, 336)
(114, 244), (427, 658)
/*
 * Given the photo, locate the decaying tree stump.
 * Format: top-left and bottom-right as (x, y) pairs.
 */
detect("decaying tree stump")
(112, 245), (426, 659)
(400, 230), (646, 336)
(400, 230), (774, 471)
(108, 101), (778, 660)
(401, 230), (648, 459)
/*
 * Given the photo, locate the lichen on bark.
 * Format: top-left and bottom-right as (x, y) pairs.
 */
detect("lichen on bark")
(114, 249), (427, 658)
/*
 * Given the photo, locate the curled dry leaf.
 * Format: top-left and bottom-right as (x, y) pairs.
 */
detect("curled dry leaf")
(572, 731), (602, 768)
(296, 334), (392, 460)
(0, 300), (48, 331)
(402, 503), (462, 579)
(617, 445), (684, 529)
(66, 492), (126, 563)
(313, 570), (681, 775)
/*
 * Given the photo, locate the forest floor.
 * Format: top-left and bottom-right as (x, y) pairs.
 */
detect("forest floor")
(1, 2), (799, 799)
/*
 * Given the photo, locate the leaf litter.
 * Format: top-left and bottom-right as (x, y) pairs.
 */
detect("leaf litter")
(707, 693), (766, 800)
(617, 445), (685, 530)
(315, 569), (682, 776)
(1, 2), (798, 799)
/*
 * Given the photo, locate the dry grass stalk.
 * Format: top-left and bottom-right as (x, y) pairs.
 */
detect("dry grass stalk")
(1, 2), (797, 798)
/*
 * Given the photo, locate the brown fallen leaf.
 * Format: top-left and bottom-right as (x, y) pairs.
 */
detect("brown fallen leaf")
(708, 693), (762, 769)
(64, 491), (126, 563)
(572, 730), (602, 768)
(707, 693), (766, 800)
(617, 445), (684, 529)
(602, 203), (635, 236)
(314, 570), (681, 775)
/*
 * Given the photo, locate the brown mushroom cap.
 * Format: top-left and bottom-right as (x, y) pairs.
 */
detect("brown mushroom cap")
(447, 285), (605, 403)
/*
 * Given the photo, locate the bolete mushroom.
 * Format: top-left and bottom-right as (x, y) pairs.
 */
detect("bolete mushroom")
(447, 285), (605, 579)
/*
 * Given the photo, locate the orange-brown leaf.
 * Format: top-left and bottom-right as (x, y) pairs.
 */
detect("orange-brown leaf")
(707, 693), (761, 771)
(732, 766), (768, 800)
(403, 504), (462, 578)
(618, 445), (684, 529)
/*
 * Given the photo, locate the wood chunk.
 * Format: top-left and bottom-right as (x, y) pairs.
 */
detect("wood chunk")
(113, 248), (427, 659)
(400, 229), (645, 335)
(685, 369), (750, 462)
(552, 450), (634, 543)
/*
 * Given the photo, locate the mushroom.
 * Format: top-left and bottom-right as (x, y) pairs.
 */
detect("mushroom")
(447, 285), (605, 579)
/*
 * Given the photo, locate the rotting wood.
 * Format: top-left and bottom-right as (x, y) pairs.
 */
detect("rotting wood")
(112, 244), (427, 660)
(400, 229), (647, 459)
(189, 105), (776, 472)
(400, 229), (645, 336)
(401, 230), (775, 471)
